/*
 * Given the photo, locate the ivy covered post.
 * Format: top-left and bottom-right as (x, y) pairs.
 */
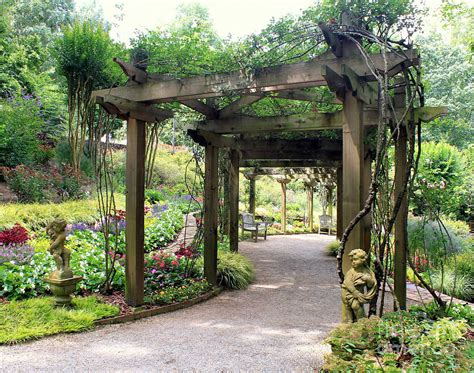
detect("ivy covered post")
(336, 167), (343, 240)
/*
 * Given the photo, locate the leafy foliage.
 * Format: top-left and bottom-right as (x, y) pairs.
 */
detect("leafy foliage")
(412, 142), (467, 218)
(324, 307), (473, 372)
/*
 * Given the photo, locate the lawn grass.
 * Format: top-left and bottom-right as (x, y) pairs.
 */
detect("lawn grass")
(0, 296), (119, 344)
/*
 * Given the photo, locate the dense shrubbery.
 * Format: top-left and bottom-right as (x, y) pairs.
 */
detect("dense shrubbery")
(324, 303), (473, 372)
(407, 216), (473, 301)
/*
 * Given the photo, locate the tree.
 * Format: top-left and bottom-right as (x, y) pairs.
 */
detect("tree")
(412, 142), (467, 219)
(54, 20), (123, 173)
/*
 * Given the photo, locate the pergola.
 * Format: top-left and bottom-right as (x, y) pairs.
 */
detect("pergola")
(92, 18), (446, 308)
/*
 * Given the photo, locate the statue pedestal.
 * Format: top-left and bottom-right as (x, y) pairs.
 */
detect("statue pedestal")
(44, 276), (83, 307)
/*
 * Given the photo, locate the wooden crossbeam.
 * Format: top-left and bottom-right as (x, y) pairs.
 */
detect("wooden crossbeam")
(341, 64), (378, 105)
(180, 100), (218, 119)
(194, 110), (381, 134)
(241, 159), (341, 168)
(95, 95), (174, 123)
(318, 22), (342, 57)
(93, 50), (419, 103)
(275, 89), (342, 104)
(219, 95), (263, 118)
(114, 58), (148, 84)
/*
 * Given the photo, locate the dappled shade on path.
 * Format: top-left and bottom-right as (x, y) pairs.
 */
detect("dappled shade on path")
(0, 234), (341, 371)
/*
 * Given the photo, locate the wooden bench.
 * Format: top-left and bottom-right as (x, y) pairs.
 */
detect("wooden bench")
(241, 213), (272, 242)
(318, 214), (335, 235)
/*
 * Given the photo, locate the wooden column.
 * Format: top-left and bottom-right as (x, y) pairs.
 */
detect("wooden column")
(306, 184), (314, 231)
(327, 186), (334, 217)
(248, 176), (256, 217)
(336, 167), (343, 240)
(277, 179), (290, 233)
(229, 150), (240, 252)
(342, 91), (365, 273)
(204, 145), (218, 285)
(394, 127), (408, 309)
(125, 118), (145, 306)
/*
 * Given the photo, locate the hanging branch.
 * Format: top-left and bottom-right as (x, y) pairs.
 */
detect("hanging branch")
(145, 121), (163, 189)
(90, 107), (122, 293)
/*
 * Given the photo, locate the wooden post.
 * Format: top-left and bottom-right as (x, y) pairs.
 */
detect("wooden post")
(306, 184), (314, 231)
(229, 150), (240, 252)
(125, 118), (145, 306)
(336, 167), (343, 240)
(327, 186), (334, 217)
(342, 91), (365, 273)
(362, 151), (372, 254)
(394, 127), (408, 309)
(204, 145), (218, 285)
(277, 179), (290, 233)
(248, 176), (256, 217)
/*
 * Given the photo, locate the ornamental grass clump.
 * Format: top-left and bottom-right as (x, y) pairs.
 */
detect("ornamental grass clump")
(216, 251), (256, 290)
(0, 296), (119, 344)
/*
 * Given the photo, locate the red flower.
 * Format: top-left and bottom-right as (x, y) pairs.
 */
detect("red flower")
(171, 260), (178, 266)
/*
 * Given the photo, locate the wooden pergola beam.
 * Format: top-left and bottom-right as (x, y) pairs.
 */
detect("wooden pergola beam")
(193, 110), (384, 134)
(219, 95), (263, 118)
(241, 159), (341, 168)
(93, 50), (419, 103)
(96, 95), (173, 123)
(180, 100), (218, 119)
(275, 89), (342, 104)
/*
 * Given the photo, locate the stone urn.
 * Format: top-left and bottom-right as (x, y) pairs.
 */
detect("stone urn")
(44, 219), (82, 307)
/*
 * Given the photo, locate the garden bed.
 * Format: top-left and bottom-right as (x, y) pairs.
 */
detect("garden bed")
(95, 286), (221, 326)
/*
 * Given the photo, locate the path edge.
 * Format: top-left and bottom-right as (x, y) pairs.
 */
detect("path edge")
(94, 287), (222, 326)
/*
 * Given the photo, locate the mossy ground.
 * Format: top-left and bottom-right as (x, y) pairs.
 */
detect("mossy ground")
(0, 296), (119, 344)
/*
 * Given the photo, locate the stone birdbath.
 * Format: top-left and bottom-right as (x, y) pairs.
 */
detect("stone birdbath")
(44, 219), (82, 307)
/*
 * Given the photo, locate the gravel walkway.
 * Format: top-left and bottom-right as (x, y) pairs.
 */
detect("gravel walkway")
(0, 234), (341, 372)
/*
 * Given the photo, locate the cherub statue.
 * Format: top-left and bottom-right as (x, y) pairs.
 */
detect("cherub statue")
(341, 249), (377, 323)
(46, 219), (72, 279)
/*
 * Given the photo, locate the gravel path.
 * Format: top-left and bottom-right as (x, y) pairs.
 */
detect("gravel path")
(0, 234), (341, 372)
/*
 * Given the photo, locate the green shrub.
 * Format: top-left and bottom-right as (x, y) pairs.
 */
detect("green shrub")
(326, 240), (340, 256)
(2, 165), (49, 202)
(145, 189), (166, 204)
(0, 97), (43, 168)
(450, 251), (474, 282)
(410, 301), (474, 326)
(407, 216), (465, 266)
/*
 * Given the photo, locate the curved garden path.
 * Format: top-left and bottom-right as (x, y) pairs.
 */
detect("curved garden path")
(0, 234), (341, 371)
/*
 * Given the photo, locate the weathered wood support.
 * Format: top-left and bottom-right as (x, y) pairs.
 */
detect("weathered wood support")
(125, 118), (146, 306)
(342, 91), (365, 273)
(336, 167), (343, 240)
(394, 127), (408, 309)
(204, 145), (219, 285)
(327, 186), (334, 217)
(247, 175), (256, 217)
(229, 150), (240, 252)
(276, 178), (291, 233)
(306, 184), (314, 231)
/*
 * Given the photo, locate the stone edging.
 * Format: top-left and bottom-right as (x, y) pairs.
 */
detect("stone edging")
(94, 287), (222, 326)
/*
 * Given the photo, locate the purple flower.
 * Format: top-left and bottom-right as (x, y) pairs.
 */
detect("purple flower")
(0, 243), (34, 265)
(183, 194), (193, 201)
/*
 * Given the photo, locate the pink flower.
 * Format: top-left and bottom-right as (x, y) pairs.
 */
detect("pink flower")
(171, 260), (178, 266)
(159, 262), (165, 268)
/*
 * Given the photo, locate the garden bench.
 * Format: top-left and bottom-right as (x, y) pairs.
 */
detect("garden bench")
(318, 214), (335, 235)
(241, 213), (272, 242)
